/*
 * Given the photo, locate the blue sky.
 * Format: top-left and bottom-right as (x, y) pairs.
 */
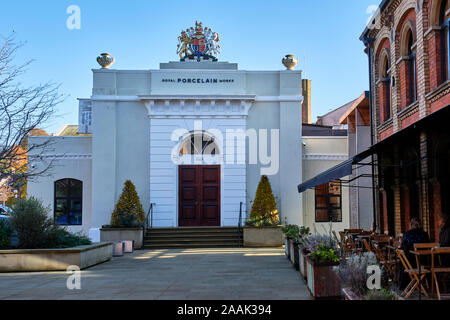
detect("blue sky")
(1, 0), (378, 133)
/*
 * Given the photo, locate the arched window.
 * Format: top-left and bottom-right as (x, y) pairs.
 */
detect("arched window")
(54, 179), (82, 225)
(381, 52), (391, 121)
(440, 0), (450, 84)
(179, 134), (219, 155)
(406, 30), (417, 105)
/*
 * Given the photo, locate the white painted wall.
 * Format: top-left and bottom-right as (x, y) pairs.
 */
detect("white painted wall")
(301, 136), (350, 233)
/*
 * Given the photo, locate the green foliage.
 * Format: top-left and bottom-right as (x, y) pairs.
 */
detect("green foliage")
(111, 180), (145, 227)
(310, 242), (340, 263)
(250, 176), (279, 225)
(303, 234), (338, 252)
(281, 225), (311, 242)
(9, 197), (54, 249)
(0, 219), (12, 249)
(9, 197), (91, 249)
(363, 289), (396, 301)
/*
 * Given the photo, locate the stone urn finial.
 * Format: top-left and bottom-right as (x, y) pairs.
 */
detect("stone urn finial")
(282, 54), (298, 70)
(97, 53), (115, 69)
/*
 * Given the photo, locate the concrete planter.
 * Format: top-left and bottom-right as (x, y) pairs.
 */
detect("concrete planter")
(100, 228), (143, 249)
(284, 237), (291, 259)
(243, 226), (283, 247)
(289, 239), (299, 270)
(0, 242), (113, 272)
(299, 247), (309, 280)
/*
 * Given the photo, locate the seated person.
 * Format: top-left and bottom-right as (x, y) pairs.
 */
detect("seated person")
(401, 218), (430, 261)
(439, 212), (450, 266)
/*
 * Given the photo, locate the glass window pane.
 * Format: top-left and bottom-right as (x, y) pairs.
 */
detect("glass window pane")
(329, 196), (341, 208)
(330, 209), (342, 222)
(315, 196), (328, 208)
(70, 180), (82, 198)
(69, 211), (82, 226)
(315, 183), (327, 195)
(55, 211), (68, 225)
(56, 199), (67, 212)
(71, 199), (82, 211)
(316, 209), (329, 222)
(329, 181), (341, 195)
(55, 180), (69, 197)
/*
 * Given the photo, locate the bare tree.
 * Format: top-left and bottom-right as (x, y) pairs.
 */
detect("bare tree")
(0, 34), (63, 186)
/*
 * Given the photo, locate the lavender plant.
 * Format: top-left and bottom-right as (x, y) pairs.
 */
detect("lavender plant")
(336, 252), (380, 296)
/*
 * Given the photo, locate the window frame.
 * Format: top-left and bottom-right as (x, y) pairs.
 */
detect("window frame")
(54, 179), (83, 226)
(314, 180), (343, 223)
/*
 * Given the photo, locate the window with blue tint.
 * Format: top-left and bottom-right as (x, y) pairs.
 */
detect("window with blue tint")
(54, 179), (82, 225)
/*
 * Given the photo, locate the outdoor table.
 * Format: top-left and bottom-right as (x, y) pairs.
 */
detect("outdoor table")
(410, 249), (434, 301)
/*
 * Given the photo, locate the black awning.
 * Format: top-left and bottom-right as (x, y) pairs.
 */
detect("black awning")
(297, 152), (373, 194)
(298, 105), (450, 194)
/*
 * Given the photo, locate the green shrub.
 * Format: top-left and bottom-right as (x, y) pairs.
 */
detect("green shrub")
(310, 242), (340, 263)
(0, 219), (12, 249)
(9, 197), (54, 249)
(363, 289), (396, 300)
(9, 197), (91, 249)
(111, 180), (145, 227)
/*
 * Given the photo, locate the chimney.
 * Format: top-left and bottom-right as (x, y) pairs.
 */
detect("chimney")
(302, 79), (312, 124)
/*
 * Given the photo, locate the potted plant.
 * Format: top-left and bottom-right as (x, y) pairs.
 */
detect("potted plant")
(281, 224), (299, 261)
(243, 176), (283, 247)
(100, 180), (145, 249)
(296, 226), (311, 280)
(337, 252), (399, 300)
(303, 235), (341, 299)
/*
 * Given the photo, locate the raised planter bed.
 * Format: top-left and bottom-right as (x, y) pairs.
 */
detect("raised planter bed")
(305, 255), (341, 299)
(100, 228), (143, 249)
(298, 247), (309, 280)
(0, 242), (113, 272)
(243, 226), (283, 247)
(289, 239), (299, 270)
(284, 237), (291, 259)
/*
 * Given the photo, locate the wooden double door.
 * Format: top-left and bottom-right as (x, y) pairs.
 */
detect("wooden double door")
(178, 165), (221, 227)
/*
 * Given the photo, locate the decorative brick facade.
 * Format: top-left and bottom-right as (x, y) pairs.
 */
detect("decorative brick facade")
(362, 0), (450, 239)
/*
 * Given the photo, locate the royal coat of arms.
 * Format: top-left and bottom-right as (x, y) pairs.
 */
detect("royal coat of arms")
(177, 21), (221, 62)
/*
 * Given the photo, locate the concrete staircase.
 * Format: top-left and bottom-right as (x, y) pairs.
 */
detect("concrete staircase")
(143, 227), (243, 249)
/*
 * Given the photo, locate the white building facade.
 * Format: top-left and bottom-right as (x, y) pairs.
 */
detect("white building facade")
(28, 59), (304, 238)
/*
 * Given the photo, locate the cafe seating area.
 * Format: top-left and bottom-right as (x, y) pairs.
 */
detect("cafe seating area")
(336, 229), (450, 300)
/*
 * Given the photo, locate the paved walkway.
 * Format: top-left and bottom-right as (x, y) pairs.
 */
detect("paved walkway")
(0, 248), (310, 300)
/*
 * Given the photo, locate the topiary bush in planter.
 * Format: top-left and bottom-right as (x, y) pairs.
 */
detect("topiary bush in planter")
(247, 175), (279, 226)
(8, 197), (91, 249)
(110, 180), (145, 227)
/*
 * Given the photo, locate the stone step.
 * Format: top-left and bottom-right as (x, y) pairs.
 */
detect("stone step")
(143, 227), (242, 249)
(143, 243), (241, 249)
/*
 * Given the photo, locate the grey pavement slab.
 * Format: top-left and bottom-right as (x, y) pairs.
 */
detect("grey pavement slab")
(0, 248), (311, 300)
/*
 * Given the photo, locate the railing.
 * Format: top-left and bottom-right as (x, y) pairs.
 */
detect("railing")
(238, 202), (243, 248)
(142, 203), (155, 249)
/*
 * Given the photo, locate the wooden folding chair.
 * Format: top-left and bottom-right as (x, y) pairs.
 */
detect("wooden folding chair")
(363, 239), (372, 252)
(347, 236), (363, 255)
(373, 243), (396, 278)
(396, 249), (430, 299)
(431, 247), (450, 300)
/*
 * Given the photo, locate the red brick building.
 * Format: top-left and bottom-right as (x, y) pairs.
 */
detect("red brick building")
(361, 0), (450, 240)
